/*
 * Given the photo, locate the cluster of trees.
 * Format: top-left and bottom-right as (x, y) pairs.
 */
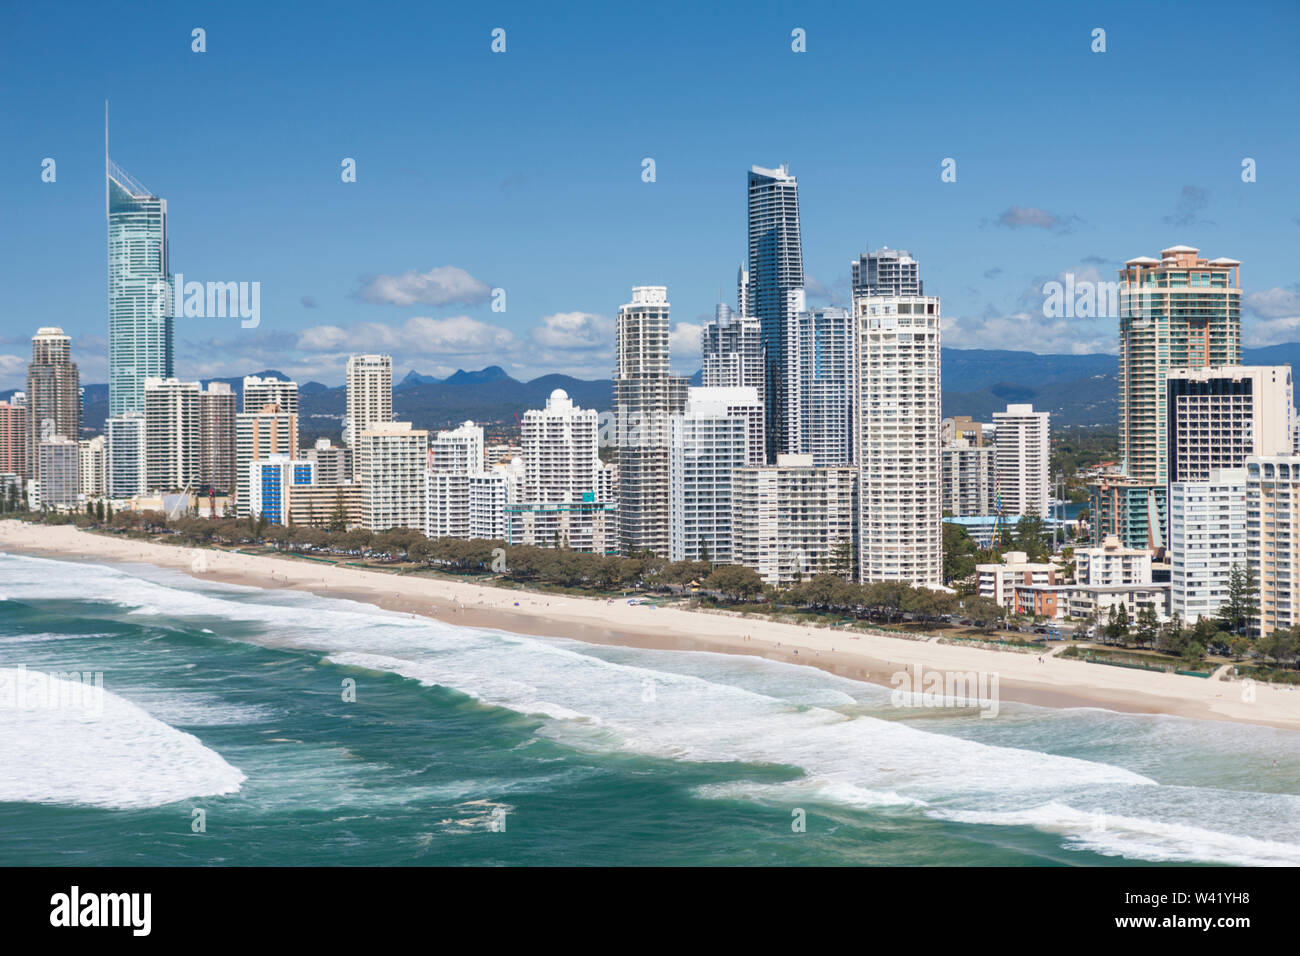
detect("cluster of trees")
(941, 514), (1055, 591)
(778, 574), (1005, 627)
(41, 509), (1016, 629)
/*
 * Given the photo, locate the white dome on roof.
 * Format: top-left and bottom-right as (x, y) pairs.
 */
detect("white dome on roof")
(550, 388), (569, 402)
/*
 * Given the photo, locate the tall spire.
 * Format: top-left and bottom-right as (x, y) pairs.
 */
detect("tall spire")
(104, 100), (109, 221)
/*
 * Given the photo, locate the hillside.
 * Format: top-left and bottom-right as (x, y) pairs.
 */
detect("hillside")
(12, 344), (1300, 438)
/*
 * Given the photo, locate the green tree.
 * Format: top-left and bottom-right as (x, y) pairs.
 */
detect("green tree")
(1133, 604), (1159, 648)
(1013, 509), (1049, 561)
(1218, 563), (1259, 635)
(1104, 603), (1130, 645)
(704, 565), (765, 603)
(942, 522), (979, 584)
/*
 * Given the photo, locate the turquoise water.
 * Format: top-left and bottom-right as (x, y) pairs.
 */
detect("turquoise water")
(1, 550), (1298, 866)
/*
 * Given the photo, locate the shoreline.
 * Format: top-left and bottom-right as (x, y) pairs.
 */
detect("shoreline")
(3, 520), (1299, 732)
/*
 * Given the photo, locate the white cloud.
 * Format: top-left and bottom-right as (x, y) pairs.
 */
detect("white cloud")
(669, 322), (702, 371)
(530, 312), (614, 350)
(297, 316), (515, 355)
(1245, 287), (1300, 346)
(354, 266), (492, 308)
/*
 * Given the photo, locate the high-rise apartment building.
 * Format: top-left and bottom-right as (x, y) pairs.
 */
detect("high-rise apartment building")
(36, 436), (80, 509)
(993, 403), (1050, 518)
(345, 354), (393, 446)
(27, 328), (81, 473)
(106, 412), (147, 498)
(241, 375), (299, 416)
(669, 386), (763, 563)
(199, 382), (237, 494)
(942, 439), (996, 516)
(469, 458), (522, 542)
(1246, 455), (1300, 636)
(248, 455), (315, 525)
(747, 164), (804, 460)
(511, 389), (613, 552)
(851, 248), (923, 297)
(1118, 247), (1242, 484)
(235, 404), (298, 516)
(357, 422), (428, 533)
(792, 304), (854, 466)
(854, 294), (943, 586)
(1170, 469), (1247, 623)
(301, 438), (352, 485)
(0, 400), (29, 479)
(78, 436), (107, 498)
(426, 421), (484, 540)
(1088, 474), (1166, 551)
(701, 304), (764, 402)
(143, 377), (200, 493)
(614, 286), (689, 556)
(732, 454), (858, 586)
(1166, 366), (1292, 486)
(108, 154), (172, 416)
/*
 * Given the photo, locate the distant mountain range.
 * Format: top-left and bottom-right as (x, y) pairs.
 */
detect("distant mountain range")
(13, 343), (1300, 437)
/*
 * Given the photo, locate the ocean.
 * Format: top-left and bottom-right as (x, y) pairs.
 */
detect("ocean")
(1, 550), (1298, 867)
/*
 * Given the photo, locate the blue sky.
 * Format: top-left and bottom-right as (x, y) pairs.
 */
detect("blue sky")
(3, 0), (1299, 388)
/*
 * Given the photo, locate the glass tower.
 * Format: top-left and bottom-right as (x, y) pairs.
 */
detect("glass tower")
(747, 164), (804, 462)
(108, 147), (173, 416)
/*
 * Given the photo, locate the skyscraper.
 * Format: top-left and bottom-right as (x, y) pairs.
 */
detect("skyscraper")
(1246, 455), (1300, 636)
(614, 286), (689, 556)
(1166, 366), (1293, 486)
(854, 292), (944, 587)
(199, 382), (237, 494)
(242, 375), (299, 416)
(345, 354), (393, 446)
(106, 411), (147, 498)
(358, 422), (428, 533)
(993, 403), (1051, 518)
(1170, 469), (1247, 623)
(792, 303), (855, 466)
(1119, 247), (1242, 484)
(851, 248), (923, 297)
(669, 386), (762, 563)
(747, 164), (804, 460)
(108, 142), (172, 416)
(236, 404), (298, 516)
(510, 389), (612, 552)
(26, 328), (81, 462)
(143, 377), (200, 493)
(0, 400), (29, 479)
(426, 421), (484, 540)
(701, 303), (764, 401)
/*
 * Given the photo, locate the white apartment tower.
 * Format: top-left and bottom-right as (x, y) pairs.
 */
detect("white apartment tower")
(78, 436), (107, 497)
(792, 303), (855, 466)
(853, 294), (943, 587)
(426, 420), (484, 540)
(358, 422), (428, 533)
(993, 403), (1051, 518)
(615, 286), (690, 555)
(106, 412), (147, 498)
(732, 454), (858, 586)
(1246, 455), (1300, 636)
(512, 389), (612, 552)
(669, 386), (762, 563)
(241, 375), (299, 416)
(1170, 469), (1247, 623)
(345, 354), (393, 446)
(701, 303), (764, 398)
(143, 377), (200, 493)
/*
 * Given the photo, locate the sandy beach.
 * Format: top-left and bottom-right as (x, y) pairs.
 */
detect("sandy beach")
(3, 519), (1299, 732)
